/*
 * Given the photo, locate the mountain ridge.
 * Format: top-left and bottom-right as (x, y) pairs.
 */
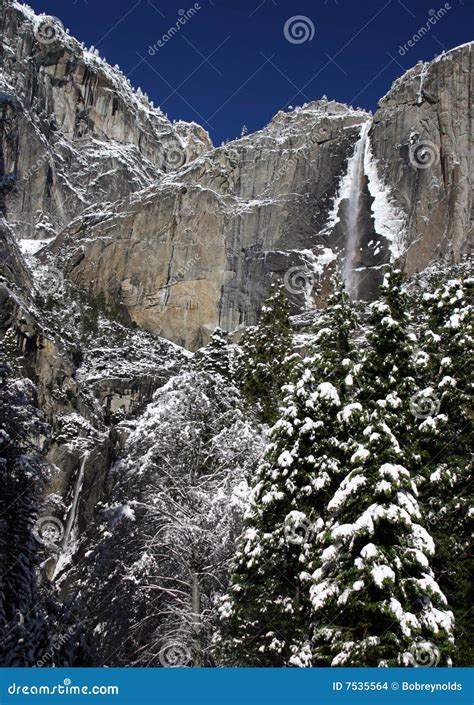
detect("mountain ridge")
(2, 3), (471, 349)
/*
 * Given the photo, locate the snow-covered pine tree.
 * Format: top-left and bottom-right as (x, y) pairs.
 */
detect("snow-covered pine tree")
(413, 270), (473, 664)
(308, 270), (454, 666)
(309, 417), (454, 666)
(357, 269), (416, 438)
(0, 327), (22, 376)
(217, 280), (359, 666)
(236, 282), (293, 424)
(216, 369), (344, 666)
(75, 371), (263, 667)
(194, 328), (233, 381)
(309, 274), (358, 387)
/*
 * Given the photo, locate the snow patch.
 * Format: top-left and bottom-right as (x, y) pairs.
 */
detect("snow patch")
(364, 135), (407, 259)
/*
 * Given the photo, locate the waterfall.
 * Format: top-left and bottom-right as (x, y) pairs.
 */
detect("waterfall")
(53, 451), (89, 579)
(343, 121), (371, 299)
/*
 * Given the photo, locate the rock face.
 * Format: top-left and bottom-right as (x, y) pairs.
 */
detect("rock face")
(369, 44), (472, 274)
(1, 1), (211, 240)
(49, 103), (369, 348)
(0, 1), (471, 663)
(0, 218), (32, 288)
(1, 1), (472, 350)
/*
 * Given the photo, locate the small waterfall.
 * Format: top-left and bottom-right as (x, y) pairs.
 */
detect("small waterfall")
(343, 121), (371, 299)
(53, 451), (89, 579)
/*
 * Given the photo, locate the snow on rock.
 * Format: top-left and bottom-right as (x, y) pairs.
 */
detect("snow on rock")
(364, 135), (407, 259)
(18, 238), (55, 255)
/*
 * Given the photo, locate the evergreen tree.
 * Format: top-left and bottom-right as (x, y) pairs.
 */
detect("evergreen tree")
(195, 328), (233, 381)
(236, 282), (293, 424)
(413, 272), (473, 664)
(0, 327), (22, 376)
(357, 269), (417, 439)
(309, 275), (358, 389)
(217, 281), (359, 666)
(217, 367), (344, 665)
(309, 417), (454, 666)
(308, 270), (454, 666)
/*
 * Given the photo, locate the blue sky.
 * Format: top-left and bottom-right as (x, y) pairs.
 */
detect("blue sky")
(25, 0), (472, 144)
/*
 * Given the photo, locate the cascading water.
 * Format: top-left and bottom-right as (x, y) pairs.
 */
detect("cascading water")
(343, 120), (371, 299)
(53, 451), (89, 579)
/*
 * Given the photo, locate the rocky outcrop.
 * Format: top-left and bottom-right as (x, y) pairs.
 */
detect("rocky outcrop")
(369, 43), (472, 272)
(48, 103), (369, 348)
(1, 0), (211, 240)
(0, 217), (32, 288)
(42, 42), (472, 348)
(1, 1), (471, 350)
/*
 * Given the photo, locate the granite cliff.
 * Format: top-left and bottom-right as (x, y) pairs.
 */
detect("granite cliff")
(0, 2), (472, 663)
(1, 2), (471, 349)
